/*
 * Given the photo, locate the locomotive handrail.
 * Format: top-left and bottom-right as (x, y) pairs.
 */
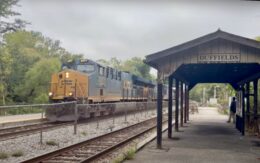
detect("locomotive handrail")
(77, 101), (157, 107)
(76, 82), (87, 104)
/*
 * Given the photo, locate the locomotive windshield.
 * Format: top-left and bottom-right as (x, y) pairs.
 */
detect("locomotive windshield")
(77, 64), (95, 72)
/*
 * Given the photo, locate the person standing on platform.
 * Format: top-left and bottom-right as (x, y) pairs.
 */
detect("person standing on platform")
(227, 97), (236, 123)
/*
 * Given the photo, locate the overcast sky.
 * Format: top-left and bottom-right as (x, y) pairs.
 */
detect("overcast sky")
(16, 0), (260, 61)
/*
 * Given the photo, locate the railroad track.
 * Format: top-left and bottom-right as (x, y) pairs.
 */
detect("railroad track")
(22, 116), (167, 163)
(0, 109), (157, 141)
(0, 122), (70, 141)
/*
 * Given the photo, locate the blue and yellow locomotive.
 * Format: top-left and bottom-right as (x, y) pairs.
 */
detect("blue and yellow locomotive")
(49, 59), (158, 103)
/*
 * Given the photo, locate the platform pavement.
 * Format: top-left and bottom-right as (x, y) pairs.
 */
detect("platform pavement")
(126, 107), (260, 163)
(0, 113), (44, 124)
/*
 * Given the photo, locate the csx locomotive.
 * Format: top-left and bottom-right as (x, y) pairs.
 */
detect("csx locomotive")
(48, 59), (169, 103)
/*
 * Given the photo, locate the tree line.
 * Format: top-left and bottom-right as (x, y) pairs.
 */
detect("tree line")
(0, 0), (259, 105)
(0, 30), (154, 105)
(0, 0), (154, 105)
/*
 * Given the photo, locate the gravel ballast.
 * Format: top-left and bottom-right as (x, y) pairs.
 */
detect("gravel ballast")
(0, 110), (163, 163)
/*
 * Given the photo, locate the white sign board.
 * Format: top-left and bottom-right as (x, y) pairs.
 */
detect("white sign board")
(198, 54), (240, 63)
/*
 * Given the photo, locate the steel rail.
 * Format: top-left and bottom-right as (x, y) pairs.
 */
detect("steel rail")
(0, 122), (70, 141)
(21, 116), (168, 163)
(0, 109), (158, 141)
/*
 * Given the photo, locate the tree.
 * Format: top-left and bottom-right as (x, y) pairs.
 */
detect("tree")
(0, 0), (25, 38)
(97, 59), (110, 66)
(0, 30), (79, 104)
(109, 57), (122, 69)
(190, 83), (235, 107)
(0, 47), (12, 105)
(19, 58), (61, 103)
(122, 57), (152, 80)
(97, 57), (153, 80)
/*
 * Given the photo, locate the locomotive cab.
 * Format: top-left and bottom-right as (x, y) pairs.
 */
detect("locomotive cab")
(49, 69), (88, 102)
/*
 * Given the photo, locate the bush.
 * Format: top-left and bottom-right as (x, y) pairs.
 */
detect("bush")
(112, 155), (125, 163)
(12, 150), (24, 157)
(81, 131), (87, 136)
(6, 107), (42, 115)
(124, 148), (136, 160)
(46, 140), (59, 146)
(0, 152), (9, 159)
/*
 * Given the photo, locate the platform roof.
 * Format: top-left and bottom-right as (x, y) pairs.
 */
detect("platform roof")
(145, 30), (260, 89)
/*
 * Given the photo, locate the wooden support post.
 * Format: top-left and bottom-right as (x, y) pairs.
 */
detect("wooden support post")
(187, 86), (190, 121)
(253, 80), (258, 120)
(168, 77), (173, 138)
(253, 80), (259, 134)
(180, 82), (184, 127)
(246, 82), (250, 128)
(184, 84), (187, 123)
(175, 79), (179, 131)
(242, 85), (245, 136)
(157, 71), (163, 149)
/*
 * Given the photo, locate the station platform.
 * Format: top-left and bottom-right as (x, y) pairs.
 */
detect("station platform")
(0, 113), (45, 127)
(126, 107), (260, 163)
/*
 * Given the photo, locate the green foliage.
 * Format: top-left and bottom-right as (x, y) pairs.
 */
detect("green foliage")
(97, 57), (154, 81)
(0, 0), (25, 35)
(0, 47), (13, 105)
(4, 107), (42, 115)
(113, 155), (125, 163)
(112, 147), (136, 163)
(46, 140), (59, 146)
(255, 36), (260, 42)
(0, 30), (80, 105)
(19, 58), (61, 103)
(81, 131), (87, 136)
(190, 83), (235, 107)
(124, 148), (136, 160)
(0, 152), (8, 159)
(0, 0), (19, 18)
(11, 150), (24, 157)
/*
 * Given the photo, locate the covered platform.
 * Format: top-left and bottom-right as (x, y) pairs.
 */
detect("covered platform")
(126, 107), (260, 163)
(144, 29), (260, 149)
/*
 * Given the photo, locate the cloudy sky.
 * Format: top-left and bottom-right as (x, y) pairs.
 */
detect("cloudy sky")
(16, 0), (260, 61)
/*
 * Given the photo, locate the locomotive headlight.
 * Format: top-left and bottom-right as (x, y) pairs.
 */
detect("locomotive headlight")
(48, 92), (53, 96)
(69, 92), (73, 96)
(65, 72), (69, 78)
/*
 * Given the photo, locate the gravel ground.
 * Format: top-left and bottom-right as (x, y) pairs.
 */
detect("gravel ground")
(0, 109), (166, 163)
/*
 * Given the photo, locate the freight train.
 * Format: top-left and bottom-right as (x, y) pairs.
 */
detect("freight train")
(46, 59), (169, 121)
(48, 59), (169, 103)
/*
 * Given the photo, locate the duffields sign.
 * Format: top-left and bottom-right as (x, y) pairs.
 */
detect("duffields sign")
(198, 54), (240, 63)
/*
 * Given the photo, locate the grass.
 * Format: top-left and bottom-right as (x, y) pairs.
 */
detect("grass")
(2, 107), (42, 116)
(113, 155), (125, 163)
(46, 140), (59, 146)
(81, 131), (87, 136)
(11, 150), (24, 157)
(218, 108), (229, 115)
(0, 152), (9, 159)
(124, 148), (136, 160)
(112, 147), (136, 163)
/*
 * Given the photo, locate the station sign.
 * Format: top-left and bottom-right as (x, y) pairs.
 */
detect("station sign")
(198, 54), (240, 63)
